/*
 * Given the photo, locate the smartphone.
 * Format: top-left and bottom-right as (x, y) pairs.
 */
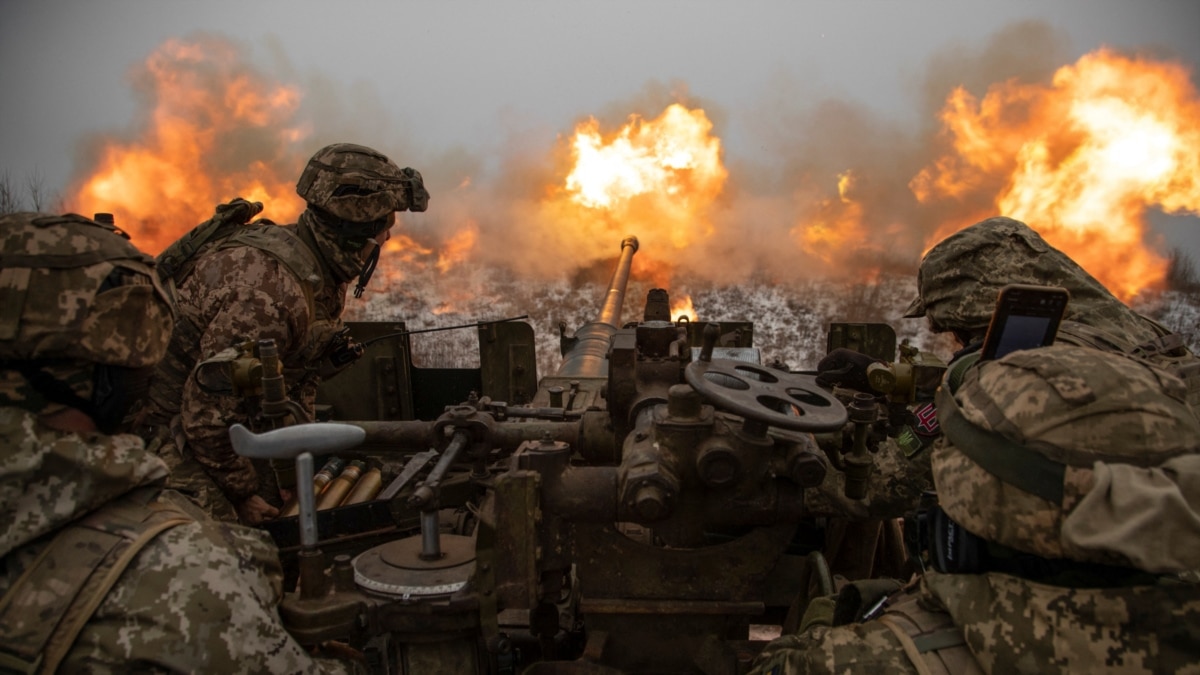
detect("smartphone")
(979, 284), (1070, 360)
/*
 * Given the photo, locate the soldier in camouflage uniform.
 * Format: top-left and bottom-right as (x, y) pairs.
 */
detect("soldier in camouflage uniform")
(0, 212), (357, 673)
(806, 346), (938, 523)
(904, 216), (1199, 408)
(752, 344), (1200, 674)
(131, 143), (428, 524)
(806, 215), (1199, 522)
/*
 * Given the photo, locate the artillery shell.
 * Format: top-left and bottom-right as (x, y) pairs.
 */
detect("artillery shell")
(280, 456), (345, 517)
(340, 467), (383, 506)
(316, 460), (366, 510)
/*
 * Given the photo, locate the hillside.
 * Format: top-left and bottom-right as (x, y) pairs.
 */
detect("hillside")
(348, 264), (1200, 380)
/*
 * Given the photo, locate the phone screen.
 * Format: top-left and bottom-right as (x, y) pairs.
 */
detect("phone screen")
(980, 285), (1069, 360)
(991, 314), (1055, 359)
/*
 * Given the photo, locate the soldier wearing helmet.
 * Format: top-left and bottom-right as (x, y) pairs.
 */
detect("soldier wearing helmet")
(130, 142), (428, 524)
(747, 217), (1200, 673)
(803, 216), (1199, 523)
(750, 343), (1200, 674)
(0, 212), (357, 672)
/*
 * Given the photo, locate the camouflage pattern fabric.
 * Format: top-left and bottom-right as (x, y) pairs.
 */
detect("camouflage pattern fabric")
(751, 614), (929, 674)
(0, 212), (174, 369)
(925, 570), (1200, 674)
(301, 208), (379, 284)
(903, 217), (1164, 345)
(296, 142), (429, 222)
(0, 406), (356, 673)
(751, 575), (973, 675)
(934, 344), (1200, 572)
(0, 213), (175, 418)
(905, 217), (1200, 414)
(136, 226), (346, 519)
(804, 434), (932, 521)
(750, 570), (1200, 674)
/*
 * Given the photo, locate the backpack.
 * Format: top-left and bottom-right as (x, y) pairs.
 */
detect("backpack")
(1056, 319), (1200, 412)
(155, 198), (269, 286)
(935, 343), (1200, 570)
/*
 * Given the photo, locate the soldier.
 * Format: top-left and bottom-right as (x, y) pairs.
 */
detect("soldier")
(904, 215), (1199, 406)
(130, 143), (428, 524)
(0, 212), (357, 672)
(807, 347), (937, 523)
(807, 215), (1200, 521)
(752, 343), (1200, 673)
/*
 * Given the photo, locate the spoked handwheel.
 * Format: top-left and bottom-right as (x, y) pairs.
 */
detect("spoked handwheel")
(684, 358), (847, 434)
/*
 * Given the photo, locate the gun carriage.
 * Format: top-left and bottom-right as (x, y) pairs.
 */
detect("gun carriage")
(231, 236), (938, 674)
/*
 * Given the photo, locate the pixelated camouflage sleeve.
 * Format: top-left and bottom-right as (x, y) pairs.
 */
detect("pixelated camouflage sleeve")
(804, 436), (933, 520)
(749, 621), (922, 674)
(925, 570), (1200, 673)
(178, 248), (311, 503)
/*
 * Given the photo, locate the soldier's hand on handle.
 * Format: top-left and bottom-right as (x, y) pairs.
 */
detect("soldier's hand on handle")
(237, 494), (280, 525)
(816, 348), (883, 392)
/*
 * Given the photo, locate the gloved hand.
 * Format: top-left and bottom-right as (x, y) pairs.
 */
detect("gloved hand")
(816, 348), (883, 392)
(215, 197), (265, 225)
(236, 494), (280, 525)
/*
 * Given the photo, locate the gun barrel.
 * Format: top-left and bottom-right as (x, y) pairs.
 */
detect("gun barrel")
(597, 236), (639, 327)
(557, 236), (638, 378)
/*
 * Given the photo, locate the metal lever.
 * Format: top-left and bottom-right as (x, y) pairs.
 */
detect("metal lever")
(408, 430), (471, 560)
(230, 423), (366, 597)
(229, 422), (365, 459)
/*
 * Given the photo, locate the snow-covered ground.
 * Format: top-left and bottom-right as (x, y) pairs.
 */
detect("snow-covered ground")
(348, 263), (1198, 379)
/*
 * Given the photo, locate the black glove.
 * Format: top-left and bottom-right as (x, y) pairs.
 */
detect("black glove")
(816, 348), (882, 392)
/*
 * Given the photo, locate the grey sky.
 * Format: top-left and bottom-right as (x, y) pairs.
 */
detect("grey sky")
(2, 0), (1199, 270)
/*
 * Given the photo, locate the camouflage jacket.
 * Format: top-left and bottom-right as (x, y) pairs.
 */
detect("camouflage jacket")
(805, 434), (933, 521)
(805, 391), (939, 521)
(0, 406), (355, 673)
(750, 570), (1200, 674)
(137, 222), (349, 507)
(909, 217), (1200, 410)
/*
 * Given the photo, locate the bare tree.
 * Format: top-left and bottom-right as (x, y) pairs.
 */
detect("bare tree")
(0, 168), (65, 215)
(25, 168), (48, 211)
(1167, 247), (1199, 292)
(0, 170), (20, 214)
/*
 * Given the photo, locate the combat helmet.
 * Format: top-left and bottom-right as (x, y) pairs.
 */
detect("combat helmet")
(932, 344), (1200, 574)
(295, 142), (429, 224)
(0, 212), (175, 431)
(295, 143), (429, 296)
(903, 217), (1151, 344)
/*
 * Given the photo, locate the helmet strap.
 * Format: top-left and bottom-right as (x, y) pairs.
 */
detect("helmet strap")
(3, 360), (96, 420)
(354, 240), (381, 298)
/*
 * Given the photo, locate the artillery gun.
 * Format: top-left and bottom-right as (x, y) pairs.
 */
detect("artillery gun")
(233, 236), (932, 674)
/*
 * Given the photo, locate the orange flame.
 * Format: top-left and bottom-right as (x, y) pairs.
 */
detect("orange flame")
(67, 37), (310, 254)
(381, 233), (434, 279)
(565, 104), (726, 217)
(795, 170), (872, 264)
(533, 103), (729, 297)
(545, 103), (727, 285)
(436, 223), (479, 274)
(911, 48), (1200, 299)
(671, 294), (697, 322)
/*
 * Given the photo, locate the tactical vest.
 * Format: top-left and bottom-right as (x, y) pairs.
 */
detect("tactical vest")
(0, 488), (193, 674)
(143, 223), (344, 428)
(216, 226), (346, 382)
(874, 592), (980, 675)
(834, 580), (983, 675)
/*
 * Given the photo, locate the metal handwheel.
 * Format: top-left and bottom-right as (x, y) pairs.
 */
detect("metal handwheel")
(684, 358), (847, 433)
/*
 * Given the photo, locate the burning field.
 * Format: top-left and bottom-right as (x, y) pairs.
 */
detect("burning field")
(65, 35), (1200, 362)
